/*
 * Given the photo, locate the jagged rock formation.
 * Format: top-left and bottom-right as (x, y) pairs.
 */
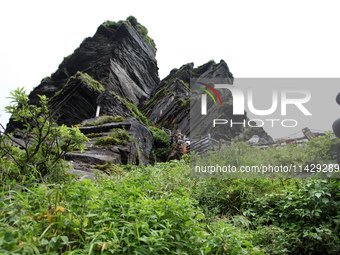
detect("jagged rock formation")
(7, 16), (158, 171)
(29, 16), (159, 108)
(141, 60), (272, 143)
(7, 16), (273, 174)
(141, 60), (233, 133)
(65, 116), (152, 167)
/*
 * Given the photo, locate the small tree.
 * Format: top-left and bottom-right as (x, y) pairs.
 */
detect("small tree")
(0, 88), (88, 183)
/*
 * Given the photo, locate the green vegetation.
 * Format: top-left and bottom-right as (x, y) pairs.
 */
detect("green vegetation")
(95, 128), (130, 146)
(192, 132), (340, 178)
(143, 78), (189, 116)
(102, 20), (123, 30)
(85, 133), (106, 139)
(94, 161), (125, 176)
(175, 97), (191, 108)
(82, 115), (126, 127)
(102, 17), (157, 52)
(0, 88), (88, 184)
(149, 127), (170, 161)
(74, 72), (105, 93)
(143, 79), (174, 114)
(124, 100), (148, 126)
(1, 89), (340, 254)
(179, 80), (190, 89)
(110, 91), (149, 126)
(127, 16), (157, 52)
(51, 71), (104, 101)
(2, 157), (340, 254)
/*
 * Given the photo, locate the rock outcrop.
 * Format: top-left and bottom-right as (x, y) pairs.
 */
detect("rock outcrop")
(141, 60), (272, 143)
(7, 16), (273, 175)
(29, 16), (159, 107)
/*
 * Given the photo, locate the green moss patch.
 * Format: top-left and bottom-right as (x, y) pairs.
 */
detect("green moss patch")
(74, 72), (105, 93)
(95, 128), (130, 146)
(94, 161), (125, 176)
(110, 91), (149, 126)
(83, 116), (126, 127)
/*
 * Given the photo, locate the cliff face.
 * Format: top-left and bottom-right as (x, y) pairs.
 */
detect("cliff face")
(7, 16), (273, 169)
(141, 60), (271, 142)
(29, 16), (159, 107)
(140, 61), (231, 135)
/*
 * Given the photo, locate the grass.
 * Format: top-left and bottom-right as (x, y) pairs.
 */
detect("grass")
(102, 16), (157, 52)
(95, 128), (130, 146)
(50, 71), (105, 101)
(1, 133), (340, 254)
(94, 161), (125, 176)
(82, 116), (126, 127)
(2, 158), (339, 254)
(75, 72), (105, 93)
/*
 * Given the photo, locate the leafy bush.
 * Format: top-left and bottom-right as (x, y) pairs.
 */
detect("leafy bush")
(192, 138), (340, 178)
(0, 166), (205, 254)
(203, 218), (262, 254)
(192, 178), (287, 217)
(244, 179), (340, 254)
(0, 159), (270, 254)
(149, 127), (170, 161)
(0, 88), (88, 184)
(251, 226), (292, 254)
(306, 131), (340, 161)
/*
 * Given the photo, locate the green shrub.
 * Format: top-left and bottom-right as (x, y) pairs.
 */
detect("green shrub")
(149, 127), (170, 161)
(203, 218), (263, 254)
(306, 131), (340, 161)
(0, 169), (205, 254)
(251, 226), (292, 254)
(0, 159), (272, 254)
(0, 88), (88, 184)
(244, 179), (340, 254)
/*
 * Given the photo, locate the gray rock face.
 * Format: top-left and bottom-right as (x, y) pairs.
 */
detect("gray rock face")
(29, 17), (159, 106)
(48, 73), (100, 126)
(6, 16), (273, 178)
(141, 60), (273, 143)
(128, 118), (153, 165)
(141, 60), (233, 135)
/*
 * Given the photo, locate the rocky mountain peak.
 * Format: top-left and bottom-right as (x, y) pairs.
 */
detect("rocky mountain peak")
(7, 16), (273, 169)
(29, 16), (159, 107)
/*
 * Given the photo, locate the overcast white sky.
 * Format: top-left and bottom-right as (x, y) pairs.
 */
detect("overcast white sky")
(1, 0), (340, 139)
